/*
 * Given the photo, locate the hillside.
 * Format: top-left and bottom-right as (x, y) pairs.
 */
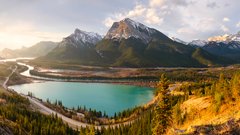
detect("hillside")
(168, 73), (240, 134)
(191, 48), (234, 66)
(0, 63), (78, 135)
(170, 95), (240, 135)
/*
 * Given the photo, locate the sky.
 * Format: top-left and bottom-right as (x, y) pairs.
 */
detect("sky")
(0, 0), (239, 50)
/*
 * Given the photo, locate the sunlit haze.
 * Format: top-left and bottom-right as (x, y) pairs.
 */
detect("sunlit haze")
(0, 0), (239, 50)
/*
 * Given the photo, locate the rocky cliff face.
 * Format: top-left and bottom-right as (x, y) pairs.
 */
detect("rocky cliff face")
(59, 29), (102, 48)
(104, 18), (159, 44)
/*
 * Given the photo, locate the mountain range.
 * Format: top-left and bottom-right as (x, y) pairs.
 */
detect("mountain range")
(186, 32), (240, 62)
(0, 41), (58, 59)
(1, 18), (239, 67)
(36, 18), (233, 67)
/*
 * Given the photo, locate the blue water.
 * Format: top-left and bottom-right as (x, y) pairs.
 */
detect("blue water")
(10, 82), (154, 116)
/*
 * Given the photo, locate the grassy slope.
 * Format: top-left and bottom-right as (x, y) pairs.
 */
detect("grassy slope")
(0, 87), (27, 135)
(0, 63), (77, 135)
(192, 48), (235, 66)
(172, 95), (240, 134)
(96, 38), (232, 67)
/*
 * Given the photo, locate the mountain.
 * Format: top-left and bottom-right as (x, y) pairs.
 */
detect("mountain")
(202, 32), (240, 61)
(208, 32), (240, 43)
(0, 48), (18, 59)
(39, 29), (103, 65)
(189, 32), (240, 47)
(59, 29), (102, 48)
(95, 18), (230, 67)
(104, 18), (170, 44)
(0, 41), (58, 59)
(202, 41), (240, 61)
(38, 18), (232, 67)
(188, 39), (207, 47)
(170, 37), (187, 45)
(192, 48), (233, 66)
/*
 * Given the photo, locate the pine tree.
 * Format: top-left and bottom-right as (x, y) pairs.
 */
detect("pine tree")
(231, 73), (240, 100)
(173, 102), (183, 125)
(152, 74), (172, 135)
(89, 125), (95, 135)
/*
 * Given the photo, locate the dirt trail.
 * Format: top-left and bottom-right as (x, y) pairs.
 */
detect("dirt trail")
(2, 66), (17, 89)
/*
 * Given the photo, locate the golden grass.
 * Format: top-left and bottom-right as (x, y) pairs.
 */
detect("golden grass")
(176, 96), (240, 134)
(0, 87), (10, 95)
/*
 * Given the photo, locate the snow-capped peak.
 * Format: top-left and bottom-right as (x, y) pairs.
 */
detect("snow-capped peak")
(229, 32), (240, 42)
(208, 32), (240, 43)
(104, 18), (158, 43)
(188, 39), (208, 47)
(72, 28), (102, 44)
(59, 29), (102, 48)
(208, 34), (229, 42)
(170, 37), (187, 45)
(123, 18), (148, 30)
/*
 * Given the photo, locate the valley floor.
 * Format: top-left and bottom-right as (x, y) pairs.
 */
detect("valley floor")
(1, 62), (160, 129)
(2, 61), (240, 134)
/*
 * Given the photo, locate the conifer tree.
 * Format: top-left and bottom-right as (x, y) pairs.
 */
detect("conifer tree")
(89, 125), (95, 135)
(231, 73), (240, 100)
(152, 74), (172, 135)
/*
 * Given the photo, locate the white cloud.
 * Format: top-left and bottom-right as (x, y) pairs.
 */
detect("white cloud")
(206, 2), (218, 8)
(196, 18), (219, 32)
(103, 17), (115, 28)
(223, 17), (230, 22)
(149, 0), (188, 7)
(103, 0), (240, 41)
(149, 0), (165, 7)
(177, 27), (194, 34)
(236, 22), (240, 27)
(103, 3), (147, 27)
(221, 25), (229, 32)
(171, 0), (188, 6)
(103, 0), (191, 30)
(128, 4), (146, 17)
(145, 9), (163, 25)
(103, 0), (173, 27)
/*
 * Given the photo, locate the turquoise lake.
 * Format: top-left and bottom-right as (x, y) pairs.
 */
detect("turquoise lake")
(10, 82), (154, 116)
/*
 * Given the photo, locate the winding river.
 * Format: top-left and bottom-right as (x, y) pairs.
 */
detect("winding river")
(2, 58), (155, 116)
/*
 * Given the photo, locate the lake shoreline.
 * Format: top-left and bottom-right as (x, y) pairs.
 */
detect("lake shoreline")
(3, 60), (181, 129)
(8, 68), (158, 88)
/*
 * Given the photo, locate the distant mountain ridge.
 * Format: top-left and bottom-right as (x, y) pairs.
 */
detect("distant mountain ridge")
(188, 40), (208, 47)
(180, 32), (240, 61)
(208, 32), (240, 43)
(37, 18), (232, 67)
(0, 41), (58, 59)
(202, 41), (240, 61)
(187, 32), (240, 47)
(171, 37), (187, 45)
